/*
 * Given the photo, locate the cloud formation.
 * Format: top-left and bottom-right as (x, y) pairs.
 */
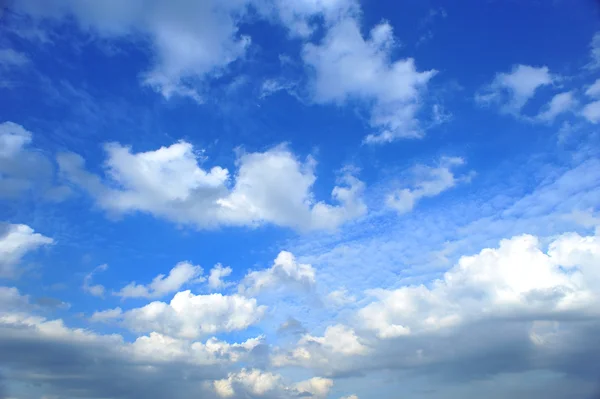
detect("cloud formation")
(58, 142), (366, 231)
(115, 261), (204, 299)
(386, 157), (473, 214)
(0, 223), (53, 277)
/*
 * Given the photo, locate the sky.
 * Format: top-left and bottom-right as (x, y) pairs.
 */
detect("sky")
(1, 0), (600, 398)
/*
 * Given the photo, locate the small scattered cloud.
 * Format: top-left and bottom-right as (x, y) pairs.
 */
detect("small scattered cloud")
(82, 264), (108, 298)
(238, 251), (316, 296)
(208, 264), (233, 291)
(387, 157), (474, 214)
(0, 223), (53, 278)
(115, 261), (204, 299)
(476, 64), (555, 116)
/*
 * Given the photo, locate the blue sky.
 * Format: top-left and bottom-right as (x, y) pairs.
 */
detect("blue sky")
(1, 1), (600, 398)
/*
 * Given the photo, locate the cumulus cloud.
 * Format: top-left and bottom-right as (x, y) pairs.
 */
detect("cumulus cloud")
(0, 223), (53, 277)
(82, 263), (108, 297)
(585, 78), (600, 98)
(0, 121), (70, 201)
(386, 157), (473, 214)
(208, 264), (233, 290)
(359, 230), (600, 339)
(211, 369), (333, 399)
(14, 0), (253, 101)
(58, 142), (366, 231)
(115, 261), (204, 299)
(238, 251), (316, 296)
(302, 324), (367, 355)
(303, 17), (436, 143)
(110, 290), (266, 339)
(476, 64), (554, 116)
(0, 290), (266, 399)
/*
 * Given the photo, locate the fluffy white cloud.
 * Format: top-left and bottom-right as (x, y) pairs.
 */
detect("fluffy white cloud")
(130, 332), (263, 365)
(359, 230), (600, 339)
(386, 157), (472, 214)
(14, 0), (252, 101)
(0, 223), (53, 277)
(294, 377), (334, 398)
(58, 142), (366, 231)
(0, 121), (70, 200)
(208, 264), (233, 290)
(213, 368), (281, 398)
(0, 290), (267, 398)
(116, 290), (265, 339)
(476, 64), (554, 115)
(301, 324), (367, 355)
(115, 261), (204, 299)
(536, 91), (576, 123)
(82, 263), (108, 297)
(238, 251), (315, 295)
(303, 17), (436, 143)
(211, 369), (333, 399)
(581, 100), (600, 123)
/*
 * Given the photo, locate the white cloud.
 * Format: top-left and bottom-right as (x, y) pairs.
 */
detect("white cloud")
(476, 65), (554, 115)
(326, 287), (356, 306)
(266, 0), (358, 38)
(387, 157), (472, 214)
(117, 290), (265, 339)
(58, 142), (366, 231)
(340, 396), (359, 399)
(301, 324), (367, 355)
(0, 292), (267, 398)
(115, 261), (204, 299)
(211, 369), (333, 399)
(358, 230), (600, 339)
(303, 17), (436, 143)
(14, 0), (252, 101)
(294, 377), (334, 398)
(585, 31), (600, 70)
(90, 307), (122, 323)
(208, 264), (233, 290)
(130, 332), (263, 365)
(238, 251), (316, 296)
(0, 48), (29, 67)
(83, 264), (108, 297)
(585, 78), (600, 98)
(0, 223), (53, 277)
(536, 91), (576, 123)
(581, 100), (600, 123)
(213, 368), (281, 398)
(0, 121), (70, 201)
(0, 286), (30, 312)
